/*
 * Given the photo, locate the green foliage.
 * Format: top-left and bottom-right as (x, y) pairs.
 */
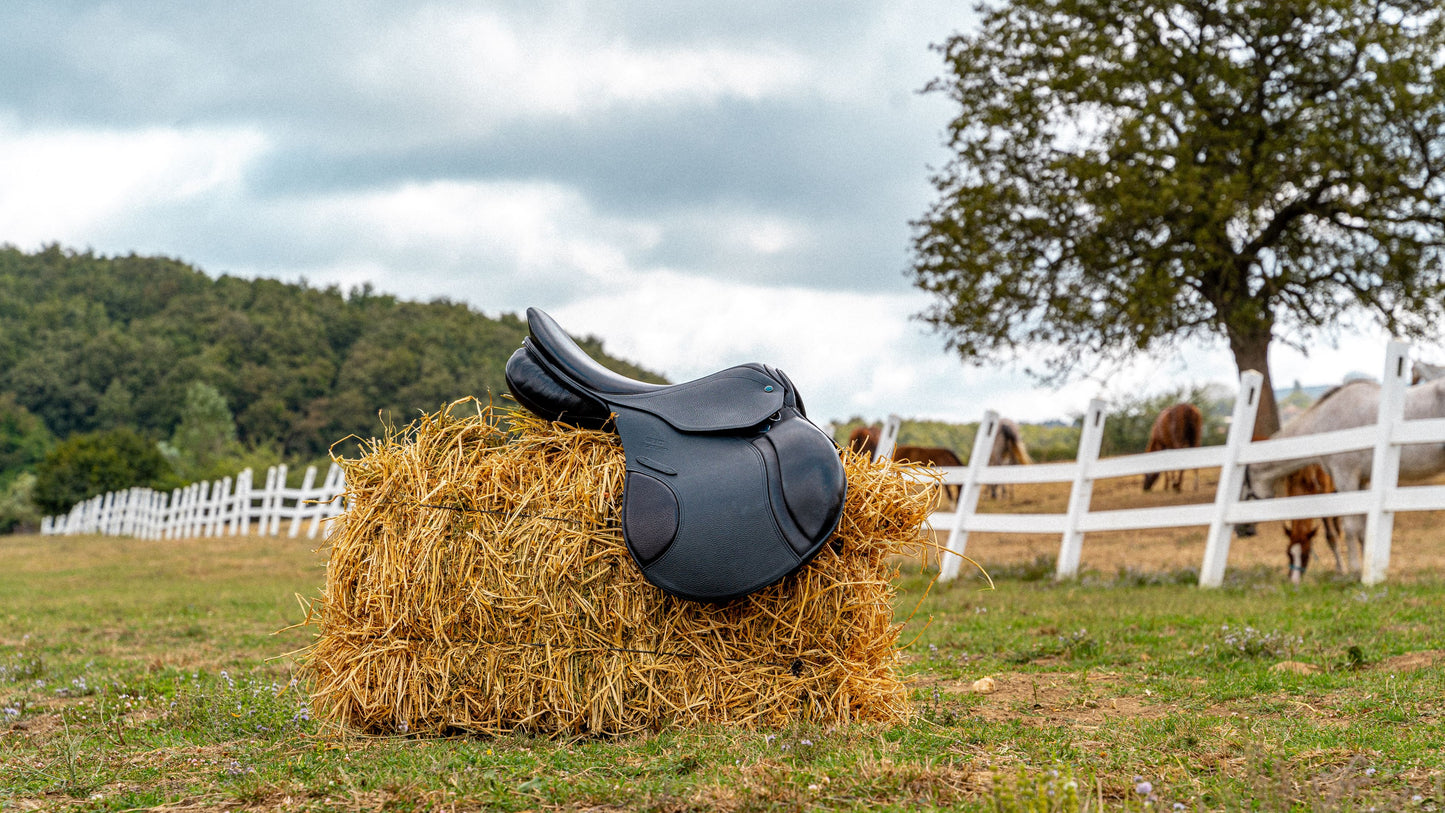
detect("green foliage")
(0, 245), (664, 460)
(0, 472), (40, 533)
(913, 0), (1445, 436)
(160, 382), (246, 482)
(31, 428), (179, 514)
(0, 393), (53, 483)
(1095, 384), (1229, 457)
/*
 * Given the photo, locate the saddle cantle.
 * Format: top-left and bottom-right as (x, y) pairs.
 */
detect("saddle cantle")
(505, 308), (847, 603)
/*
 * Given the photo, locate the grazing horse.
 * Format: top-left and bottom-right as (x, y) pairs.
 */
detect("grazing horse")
(1240, 376), (1445, 574)
(844, 425), (963, 506)
(986, 418), (1033, 500)
(1142, 403), (1203, 492)
(1282, 463), (1344, 583)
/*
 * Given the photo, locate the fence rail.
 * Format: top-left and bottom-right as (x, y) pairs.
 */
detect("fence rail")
(897, 341), (1445, 586)
(40, 463), (345, 540)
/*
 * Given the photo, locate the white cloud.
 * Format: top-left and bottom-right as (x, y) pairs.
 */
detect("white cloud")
(353, 9), (817, 129)
(0, 122), (268, 247)
(549, 273), (1054, 424)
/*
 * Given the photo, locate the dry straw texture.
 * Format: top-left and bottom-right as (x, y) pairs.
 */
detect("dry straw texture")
(301, 399), (934, 736)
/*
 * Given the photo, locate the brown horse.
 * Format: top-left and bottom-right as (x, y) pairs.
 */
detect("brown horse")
(1142, 403), (1203, 491)
(986, 418), (1032, 500)
(1282, 463), (1344, 583)
(847, 425), (880, 459)
(845, 425), (962, 506)
(892, 445), (964, 506)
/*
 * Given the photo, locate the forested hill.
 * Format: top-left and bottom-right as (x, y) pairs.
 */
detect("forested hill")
(0, 245), (664, 457)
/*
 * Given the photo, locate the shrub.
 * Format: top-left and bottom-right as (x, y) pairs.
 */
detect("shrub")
(32, 427), (179, 515)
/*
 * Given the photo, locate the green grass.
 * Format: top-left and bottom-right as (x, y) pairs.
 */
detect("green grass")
(1, 535), (1442, 811)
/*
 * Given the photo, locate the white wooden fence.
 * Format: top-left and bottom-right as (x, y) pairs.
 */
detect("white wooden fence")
(889, 341), (1445, 586)
(39, 463), (345, 540)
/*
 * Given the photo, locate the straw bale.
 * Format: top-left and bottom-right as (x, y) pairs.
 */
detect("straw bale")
(300, 399), (933, 736)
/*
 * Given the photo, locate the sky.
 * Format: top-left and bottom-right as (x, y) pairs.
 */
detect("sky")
(1, 1), (1432, 427)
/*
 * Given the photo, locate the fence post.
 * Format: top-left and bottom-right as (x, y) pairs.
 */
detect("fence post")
(310, 463), (344, 539)
(209, 477), (231, 537)
(1056, 399), (1107, 579)
(270, 464), (289, 536)
(230, 468), (251, 535)
(939, 411), (1000, 581)
(1199, 370), (1265, 587)
(289, 466), (318, 538)
(1362, 341), (1411, 584)
(876, 414), (901, 462)
(166, 487), (183, 539)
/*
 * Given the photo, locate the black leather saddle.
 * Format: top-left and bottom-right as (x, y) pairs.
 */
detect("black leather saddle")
(505, 308), (847, 603)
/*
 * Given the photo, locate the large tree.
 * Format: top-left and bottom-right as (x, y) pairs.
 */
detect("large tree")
(912, 0), (1445, 437)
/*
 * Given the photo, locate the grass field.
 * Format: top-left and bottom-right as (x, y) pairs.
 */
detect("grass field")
(2, 483), (1443, 811)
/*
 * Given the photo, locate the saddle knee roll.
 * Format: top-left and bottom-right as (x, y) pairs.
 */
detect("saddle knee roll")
(622, 471), (679, 563)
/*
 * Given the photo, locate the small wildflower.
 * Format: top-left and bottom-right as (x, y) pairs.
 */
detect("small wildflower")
(800, 739), (812, 746)
(1135, 780), (1153, 796)
(1365, 767), (1376, 777)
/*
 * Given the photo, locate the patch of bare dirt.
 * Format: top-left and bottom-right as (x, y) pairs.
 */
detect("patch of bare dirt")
(935, 670), (1165, 727)
(1371, 649), (1445, 673)
(915, 470), (1445, 578)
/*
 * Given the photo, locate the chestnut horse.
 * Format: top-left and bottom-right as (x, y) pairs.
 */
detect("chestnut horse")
(844, 425), (962, 505)
(1282, 463), (1343, 583)
(847, 425), (880, 458)
(1142, 403), (1203, 492)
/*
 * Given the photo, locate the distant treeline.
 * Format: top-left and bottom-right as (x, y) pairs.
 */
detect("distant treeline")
(0, 245), (661, 456)
(0, 245), (664, 526)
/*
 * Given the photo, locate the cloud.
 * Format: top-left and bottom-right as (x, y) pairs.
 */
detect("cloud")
(0, 121), (269, 248)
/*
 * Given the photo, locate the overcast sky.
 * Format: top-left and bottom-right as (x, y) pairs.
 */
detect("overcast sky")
(0, 1), (1425, 426)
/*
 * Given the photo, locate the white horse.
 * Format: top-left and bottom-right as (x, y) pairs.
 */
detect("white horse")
(1239, 376), (1445, 574)
(1414, 360), (1445, 383)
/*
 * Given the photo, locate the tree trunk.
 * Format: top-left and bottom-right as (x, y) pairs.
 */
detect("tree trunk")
(1228, 330), (1281, 439)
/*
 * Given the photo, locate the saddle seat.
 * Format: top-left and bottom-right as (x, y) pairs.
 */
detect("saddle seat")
(506, 308), (847, 603)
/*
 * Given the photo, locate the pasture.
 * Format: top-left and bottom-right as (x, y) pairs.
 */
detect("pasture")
(1, 492), (1443, 811)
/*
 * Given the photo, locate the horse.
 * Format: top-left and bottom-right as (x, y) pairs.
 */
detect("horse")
(844, 425), (963, 506)
(892, 445), (964, 507)
(1142, 403), (1203, 492)
(1414, 360), (1445, 384)
(1282, 463), (1344, 583)
(1239, 376), (1445, 574)
(986, 418), (1032, 500)
(847, 425), (880, 459)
